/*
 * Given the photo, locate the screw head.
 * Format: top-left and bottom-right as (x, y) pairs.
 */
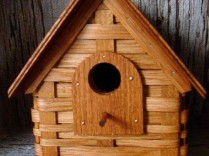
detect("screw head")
(81, 121), (85, 125)
(76, 83), (80, 86)
(135, 119), (138, 123)
(172, 71), (176, 75)
(129, 77), (134, 81)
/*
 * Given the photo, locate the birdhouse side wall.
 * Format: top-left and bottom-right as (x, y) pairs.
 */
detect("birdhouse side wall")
(30, 3), (188, 156)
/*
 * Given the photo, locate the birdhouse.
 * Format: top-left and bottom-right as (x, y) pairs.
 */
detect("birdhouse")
(8, 0), (206, 156)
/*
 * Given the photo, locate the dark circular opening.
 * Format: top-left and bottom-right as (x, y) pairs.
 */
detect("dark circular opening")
(89, 63), (121, 93)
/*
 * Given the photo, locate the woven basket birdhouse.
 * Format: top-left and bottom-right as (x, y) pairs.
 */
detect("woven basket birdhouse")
(8, 0), (206, 156)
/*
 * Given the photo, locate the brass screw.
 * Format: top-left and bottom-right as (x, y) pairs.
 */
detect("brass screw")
(129, 77), (134, 81)
(76, 83), (80, 86)
(135, 119), (138, 123)
(81, 121), (85, 125)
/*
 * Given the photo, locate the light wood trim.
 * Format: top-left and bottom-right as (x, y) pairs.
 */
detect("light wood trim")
(57, 54), (91, 68)
(145, 97), (180, 112)
(35, 97), (179, 112)
(44, 68), (75, 82)
(37, 82), (55, 98)
(56, 83), (72, 98)
(57, 112), (74, 124)
(36, 124), (179, 134)
(40, 138), (178, 148)
(37, 98), (72, 112)
(32, 109), (40, 123)
(35, 143), (43, 156)
(116, 139), (178, 148)
(44, 68), (172, 85)
(116, 40), (146, 54)
(60, 147), (162, 156)
(60, 147), (161, 156)
(78, 24), (133, 39)
(58, 132), (161, 140)
(55, 84), (178, 98)
(67, 39), (146, 54)
(67, 40), (96, 53)
(104, 0), (193, 94)
(123, 54), (160, 69)
(57, 53), (160, 69)
(40, 138), (97, 147)
(146, 125), (180, 134)
(39, 124), (74, 132)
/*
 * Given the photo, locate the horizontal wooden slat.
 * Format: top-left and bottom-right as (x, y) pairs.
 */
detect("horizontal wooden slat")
(116, 40), (145, 54)
(60, 147), (161, 156)
(57, 54), (91, 68)
(146, 125), (180, 133)
(57, 53), (159, 69)
(45, 68), (172, 85)
(35, 97), (179, 112)
(140, 70), (172, 85)
(58, 132), (179, 140)
(44, 68), (74, 82)
(56, 83), (72, 98)
(37, 123), (179, 134)
(31, 109), (40, 123)
(40, 138), (177, 148)
(58, 132), (161, 140)
(40, 138), (97, 147)
(181, 109), (189, 124)
(145, 97), (180, 112)
(58, 112), (74, 124)
(56, 83), (177, 98)
(116, 139), (178, 148)
(67, 40), (96, 53)
(37, 98), (72, 111)
(67, 39), (146, 54)
(39, 124), (73, 132)
(78, 24), (133, 39)
(144, 86), (162, 97)
(123, 54), (159, 69)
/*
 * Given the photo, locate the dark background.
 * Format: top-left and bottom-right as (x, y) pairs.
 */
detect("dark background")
(0, 0), (208, 130)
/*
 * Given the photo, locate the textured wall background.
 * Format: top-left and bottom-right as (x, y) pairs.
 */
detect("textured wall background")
(0, 0), (208, 128)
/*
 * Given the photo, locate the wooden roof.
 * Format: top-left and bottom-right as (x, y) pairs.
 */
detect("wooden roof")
(8, 0), (206, 98)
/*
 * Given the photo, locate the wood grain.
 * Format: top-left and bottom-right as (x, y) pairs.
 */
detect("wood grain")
(73, 52), (143, 135)
(58, 53), (160, 69)
(95, 8), (115, 146)
(38, 82), (57, 156)
(78, 24), (133, 39)
(44, 68), (172, 85)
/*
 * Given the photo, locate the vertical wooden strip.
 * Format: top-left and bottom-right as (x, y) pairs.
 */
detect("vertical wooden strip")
(160, 86), (180, 155)
(95, 9), (115, 52)
(95, 6), (115, 147)
(39, 82), (58, 156)
(33, 95), (40, 144)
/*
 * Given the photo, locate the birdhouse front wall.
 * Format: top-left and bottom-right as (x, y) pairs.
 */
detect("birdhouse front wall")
(31, 3), (188, 156)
